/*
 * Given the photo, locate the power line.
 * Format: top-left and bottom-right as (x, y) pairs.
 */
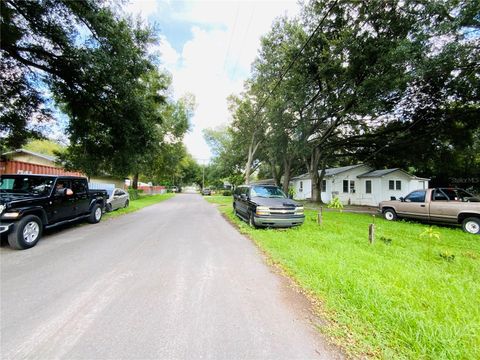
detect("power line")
(223, 2), (241, 75)
(250, 0), (340, 123)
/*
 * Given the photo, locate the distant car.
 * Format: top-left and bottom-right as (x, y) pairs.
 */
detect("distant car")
(171, 186), (178, 193)
(202, 188), (212, 195)
(106, 188), (129, 212)
(233, 184), (304, 228)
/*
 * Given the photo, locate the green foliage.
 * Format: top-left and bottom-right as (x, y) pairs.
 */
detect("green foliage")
(327, 197), (344, 210)
(439, 250), (455, 262)
(207, 195), (480, 359)
(222, 190), (232, 196)
(1, 0), (175, 178)
(210, 0), (480, 201)
(24, 139), (65, 157)
(288, 186), (296, 198)
(127, 188), (143, 200)
(420, 226), (441, 241)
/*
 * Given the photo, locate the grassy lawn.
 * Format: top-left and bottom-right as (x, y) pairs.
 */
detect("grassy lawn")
(205, 195), (480, 359)
(103, 193), (174, 219)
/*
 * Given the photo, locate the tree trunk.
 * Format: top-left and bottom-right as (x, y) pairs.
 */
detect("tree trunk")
(282, 157), (292, 195)
(244, 135), (261, 185)
(245, 147), (253, 185)
(270, 160), (280, 187)
(132, 173), (139, 190)
(307, 147), (322, 202)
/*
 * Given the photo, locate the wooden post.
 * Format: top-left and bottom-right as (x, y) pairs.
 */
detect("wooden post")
(317, 207), (323, 224)
(369, 224), (375, 244)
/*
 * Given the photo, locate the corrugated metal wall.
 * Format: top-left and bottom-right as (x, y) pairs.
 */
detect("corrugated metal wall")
(0, 160), (84, 177)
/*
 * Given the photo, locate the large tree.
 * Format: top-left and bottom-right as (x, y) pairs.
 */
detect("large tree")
(1, 0), (167, 177)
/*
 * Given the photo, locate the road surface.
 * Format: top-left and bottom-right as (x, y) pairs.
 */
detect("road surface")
(1, 194), (342, 359)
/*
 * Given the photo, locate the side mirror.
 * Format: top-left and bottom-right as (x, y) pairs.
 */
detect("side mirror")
(399, 197), (404, 202)
(240, 194), (247, 201)
(288, 194), (293, 199)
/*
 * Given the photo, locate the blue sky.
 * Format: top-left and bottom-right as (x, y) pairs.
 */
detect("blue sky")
(123, 0), (301, 160)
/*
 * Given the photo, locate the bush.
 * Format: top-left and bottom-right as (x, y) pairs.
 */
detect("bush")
(128, 188), (143, 200)
(328, 196), (344, 210)
(222, 190), (232, 196)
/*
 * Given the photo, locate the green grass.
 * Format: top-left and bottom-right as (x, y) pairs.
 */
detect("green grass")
(103, 193), (174, 219)
(205, 195), (480, 359)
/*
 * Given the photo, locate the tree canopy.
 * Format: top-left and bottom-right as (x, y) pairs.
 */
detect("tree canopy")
(206, 0), (480, 199)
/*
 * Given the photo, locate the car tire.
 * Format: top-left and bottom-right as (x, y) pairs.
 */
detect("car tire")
(8, 215), (43, 250)
(383, 208), (397, 221)
(249, 211), (258, 228)
(124, 200), (129, 208)
(462, 217), (480, 234)
(88, 204), (102, 224)
(106, 203), (113, 212)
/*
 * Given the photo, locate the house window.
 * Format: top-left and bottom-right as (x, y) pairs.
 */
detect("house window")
(366, 180), (372, 194)
(299, 181), (303, 192)
(350, 180), (355, 193)
(396, 180), (401, 190)
(321, 180), (326, 192)
(389, 180), (394, 190)
(343, 180), (348, 193)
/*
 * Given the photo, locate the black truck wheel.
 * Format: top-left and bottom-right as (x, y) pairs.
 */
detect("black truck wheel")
(8, 215), (43, 250)
(88, 204), (103, 224)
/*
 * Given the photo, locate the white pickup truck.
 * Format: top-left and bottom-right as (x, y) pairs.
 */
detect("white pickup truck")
(379, 188), (480, 234)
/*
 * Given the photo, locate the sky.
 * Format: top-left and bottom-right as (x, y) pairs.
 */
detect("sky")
(122, 0), (301, 161)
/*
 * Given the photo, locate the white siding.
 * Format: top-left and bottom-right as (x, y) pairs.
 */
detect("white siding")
(329, 165), (371, 205)
(291, 167), (429, 206)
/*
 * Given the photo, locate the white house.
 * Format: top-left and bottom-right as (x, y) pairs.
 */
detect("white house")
(290, 164), (429, 206)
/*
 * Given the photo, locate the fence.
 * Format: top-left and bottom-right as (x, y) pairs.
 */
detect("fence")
(0, 160), (84, 176)
(137, 185), (166, 195)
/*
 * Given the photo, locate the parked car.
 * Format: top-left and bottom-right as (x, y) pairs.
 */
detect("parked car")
(379, 188), (480, 234)
(171, 186), (178, 193)
(202, 188), (212, 196)
(106, 188), (130, 212)
(233, 184), (304, 228)
(0, 174), (108, 249)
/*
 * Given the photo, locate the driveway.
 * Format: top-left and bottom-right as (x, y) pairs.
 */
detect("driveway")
(1, 194), (342, 359)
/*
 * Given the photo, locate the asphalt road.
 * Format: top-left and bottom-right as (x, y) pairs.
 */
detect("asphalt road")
(1, 194), (342, 360)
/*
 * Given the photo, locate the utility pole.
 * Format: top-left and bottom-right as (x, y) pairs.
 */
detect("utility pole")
(195, 158), (209, 191)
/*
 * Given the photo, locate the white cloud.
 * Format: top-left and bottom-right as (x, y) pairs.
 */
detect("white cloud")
(123, 0), (160, 19)
(124, 0), (301, 160)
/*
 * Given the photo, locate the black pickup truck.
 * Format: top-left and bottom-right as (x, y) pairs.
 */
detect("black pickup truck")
(0, 174), (108, 250)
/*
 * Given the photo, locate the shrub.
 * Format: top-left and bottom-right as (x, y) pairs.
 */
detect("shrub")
(222, 190), (232, 196)
(128, 188), (143, 200)
(328, 196), (344, 210)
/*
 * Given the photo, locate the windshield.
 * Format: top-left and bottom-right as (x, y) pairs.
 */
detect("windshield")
(251, 186), (287, 198)
(0, 176), (54, 196)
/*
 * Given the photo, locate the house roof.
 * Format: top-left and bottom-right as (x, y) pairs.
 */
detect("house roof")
(358, 168), (430, 180)
(2, 149), (56, 162)
(323, 164), (368, 177)
(291, 164), (369, 181)
(291, 165), (430, 182)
